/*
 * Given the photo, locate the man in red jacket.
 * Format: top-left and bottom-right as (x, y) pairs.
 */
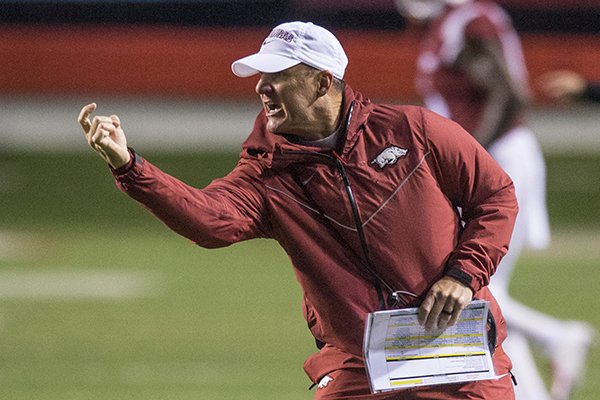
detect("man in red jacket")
(78, 21), (517, 399)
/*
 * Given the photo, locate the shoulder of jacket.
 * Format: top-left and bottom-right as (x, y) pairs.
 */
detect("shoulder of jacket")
(366, 103), (428, 128)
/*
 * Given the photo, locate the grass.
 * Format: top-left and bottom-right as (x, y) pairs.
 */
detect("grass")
(0, 150), (599, 399)
(514, 239), (600, 400)
(0, 228), (313, 400)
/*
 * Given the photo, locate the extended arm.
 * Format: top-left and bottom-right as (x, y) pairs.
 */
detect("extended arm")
(456, 38), (526, 148)
(77, 103), (268, 248)
(112, 153), (268, 248)
(540, 70), (600, 103)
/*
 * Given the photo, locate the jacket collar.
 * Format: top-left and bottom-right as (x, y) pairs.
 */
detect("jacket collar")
(240, 84), (372, 169)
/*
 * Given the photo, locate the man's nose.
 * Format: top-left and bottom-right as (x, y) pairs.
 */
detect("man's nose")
(255, 75), (273, 96)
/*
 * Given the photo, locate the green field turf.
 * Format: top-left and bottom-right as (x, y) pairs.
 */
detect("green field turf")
(1, 150), (599, 399)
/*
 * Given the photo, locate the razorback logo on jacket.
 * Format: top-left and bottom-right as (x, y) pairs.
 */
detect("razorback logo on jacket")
(371, 146), (408, 169)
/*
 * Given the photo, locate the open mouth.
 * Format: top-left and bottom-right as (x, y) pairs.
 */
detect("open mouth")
(265, 102), (282, 116)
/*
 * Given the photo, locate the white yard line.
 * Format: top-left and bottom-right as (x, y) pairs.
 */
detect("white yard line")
(0, 270), (161, 300)
(2, 96), (256, 151)
(2, 96), (598, 152)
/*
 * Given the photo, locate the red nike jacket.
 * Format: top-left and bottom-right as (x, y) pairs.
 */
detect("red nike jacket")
(113, 85), (517, 384)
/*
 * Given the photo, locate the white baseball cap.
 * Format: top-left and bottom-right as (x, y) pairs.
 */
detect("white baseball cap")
(231, 21), (348, 79)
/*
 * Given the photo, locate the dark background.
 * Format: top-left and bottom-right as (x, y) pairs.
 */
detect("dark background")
(1, 0), (600, 33)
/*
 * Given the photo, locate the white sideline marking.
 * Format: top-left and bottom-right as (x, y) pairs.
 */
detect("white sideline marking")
(0, 270), (161, 299)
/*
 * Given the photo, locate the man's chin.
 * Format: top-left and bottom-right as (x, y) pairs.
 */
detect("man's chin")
(266, 120), (284, 135)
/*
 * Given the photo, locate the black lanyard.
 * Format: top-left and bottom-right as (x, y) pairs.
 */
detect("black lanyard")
(291, 163), (390, 310)
(288, 102), (417, 310)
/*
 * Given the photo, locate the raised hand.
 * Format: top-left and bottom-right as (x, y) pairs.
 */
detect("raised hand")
(78, 103), (131, 169)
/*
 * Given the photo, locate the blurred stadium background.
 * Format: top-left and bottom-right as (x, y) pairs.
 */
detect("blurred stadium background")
(1, 1), (599, 399)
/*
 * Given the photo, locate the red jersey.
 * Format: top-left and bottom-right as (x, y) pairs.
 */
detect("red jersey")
(113, 85), (517, 381)
(415, 0), (529, 137)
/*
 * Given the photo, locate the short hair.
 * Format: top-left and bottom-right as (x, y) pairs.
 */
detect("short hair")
(299, 63), (345, 94)
(332, 77), (346, 94)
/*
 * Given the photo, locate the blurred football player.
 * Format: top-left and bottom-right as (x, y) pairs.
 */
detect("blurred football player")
(395, 1), (596, 399)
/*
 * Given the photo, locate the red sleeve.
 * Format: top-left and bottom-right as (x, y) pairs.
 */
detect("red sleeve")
(421, 109), (518, 292)
(465, 14), (501, 42)
(113, 150), (269, 248)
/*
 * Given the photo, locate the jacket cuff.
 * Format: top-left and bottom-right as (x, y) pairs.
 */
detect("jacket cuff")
(111, 148), (140, 176)
(445, 267), (475, 292)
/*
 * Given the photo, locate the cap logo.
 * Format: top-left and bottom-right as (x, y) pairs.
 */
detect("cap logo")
(268, 28), (295, 43)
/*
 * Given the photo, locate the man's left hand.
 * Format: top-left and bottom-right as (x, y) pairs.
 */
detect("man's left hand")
(418, 276), (473, 330)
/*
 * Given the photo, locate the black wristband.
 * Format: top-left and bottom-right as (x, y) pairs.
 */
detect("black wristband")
(445, 267), (473, 289)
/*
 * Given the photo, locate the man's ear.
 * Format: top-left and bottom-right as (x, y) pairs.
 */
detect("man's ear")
(316, 71), (334, 96)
